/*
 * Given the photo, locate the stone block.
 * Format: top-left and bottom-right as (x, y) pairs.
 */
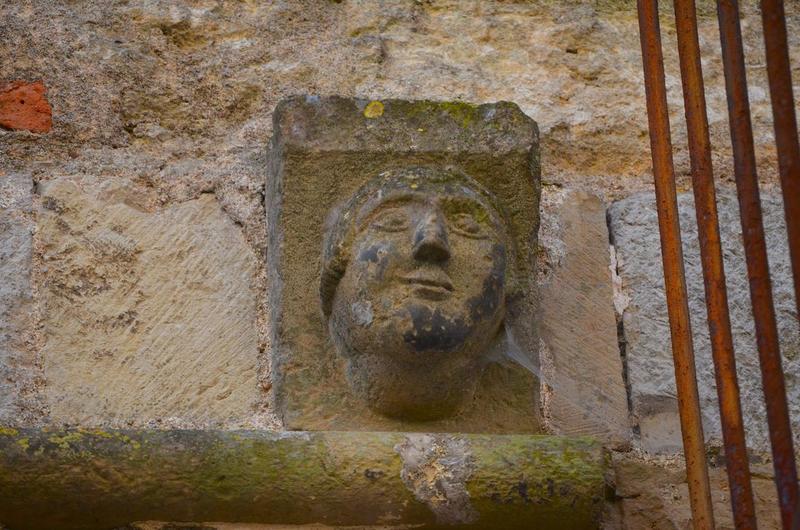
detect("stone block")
(538, 189), (630, 445)
(615, 457), (783, 529)
(609, 191), (799, 453)
(0, 172), (43, 424)
(38, 178), (260, 427)
(0, 427), (605, 530)
(267, 96), (542, 432)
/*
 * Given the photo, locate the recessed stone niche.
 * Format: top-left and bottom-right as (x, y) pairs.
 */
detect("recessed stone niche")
(267, 96), (543, 432)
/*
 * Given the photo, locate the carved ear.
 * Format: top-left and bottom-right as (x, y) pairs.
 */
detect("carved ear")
(320, 257), (346, 319)
(320, 200), (350, 319)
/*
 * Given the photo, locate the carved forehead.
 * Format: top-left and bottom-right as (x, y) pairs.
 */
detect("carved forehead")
(348, 167), (504, 222)
(356, 187), (500, 226)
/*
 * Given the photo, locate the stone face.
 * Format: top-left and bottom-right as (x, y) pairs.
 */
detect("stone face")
(538, 189), (630, 445)
(0, 81), (52, 133)
(268, 96), (542, 432)
(0, 173), (44, 424)
(324, 167), (512, 421)
(38, 179), (261, 428)
(609, 190), (799, 453)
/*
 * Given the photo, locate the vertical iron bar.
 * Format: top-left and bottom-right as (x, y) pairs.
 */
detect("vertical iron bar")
(760, 10), (800, 519)
(761, 1), (800, 524)
(637, 2), (715, 527)
(761, 0), (800, 321)
(717, 1), (792, 528)
(672, 0), (753, 525)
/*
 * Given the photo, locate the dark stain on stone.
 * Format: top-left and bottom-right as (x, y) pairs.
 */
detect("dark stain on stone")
(159, 523), (214, 530)
(364, 468), (385, 480)
(515, 479), (532, 504)
(403, 304), (469, 352)
(358, 244), (382, 264)
(466, 243), (505, 320)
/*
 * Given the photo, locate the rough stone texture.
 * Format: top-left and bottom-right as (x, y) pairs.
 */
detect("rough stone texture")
(538, 189), (629, 446)
(38, 178), (263, 428)
(609, 190), (800, 454)
(395, 434), (477, 525)
(42, 522), (422, 530)
(0, 1), (798, 525)
(1, 0), (797, 429)
(268, 96), (542, 433)
(0, 81), (52, 133)
(0, 172), (44, 424)
(2, 1), (795, 212)
(0, 428), (605, 530)
(612, 455), (783, 529)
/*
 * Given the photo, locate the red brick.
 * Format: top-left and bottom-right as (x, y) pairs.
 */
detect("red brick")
(0, 81), (52, 133)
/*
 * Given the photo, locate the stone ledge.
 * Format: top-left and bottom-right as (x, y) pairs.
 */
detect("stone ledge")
(0, 428), (606, 530)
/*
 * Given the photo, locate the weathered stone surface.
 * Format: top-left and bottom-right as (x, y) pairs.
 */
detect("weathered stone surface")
(268, 96), (542, 432)
(2, 2), (795, 211)
(0, 428), (606, 530)
(538, 189), (629, 445)
(1, 1), (797, 431)
(322, 167), (516, 422)
(0, 172), (43, 424)
(0, 81), (51, 133)
(612, 456), (783, 529)
(609, 190), (799, 453)
(38, 178), (261, 428)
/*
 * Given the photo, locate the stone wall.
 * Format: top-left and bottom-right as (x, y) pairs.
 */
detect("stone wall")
(2, 0), (800, 528)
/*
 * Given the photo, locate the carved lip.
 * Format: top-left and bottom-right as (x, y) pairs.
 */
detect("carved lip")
(400, 270), (454, 293)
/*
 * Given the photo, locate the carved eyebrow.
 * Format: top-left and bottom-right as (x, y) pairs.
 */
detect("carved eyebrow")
(356, 193), (426, 227)
(438, 196), (494, 223)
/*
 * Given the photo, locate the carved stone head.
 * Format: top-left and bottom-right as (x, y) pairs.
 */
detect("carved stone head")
(321, 167), (512, 420)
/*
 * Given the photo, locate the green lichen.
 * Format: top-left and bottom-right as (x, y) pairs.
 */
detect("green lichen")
(0, 430), (604, 529)
(364, 100), (384, 118)
(0, 426), (19, 436)
(86, 428), (114, 439)
(48, 431), (84, 450)
(113, 432), (141, 449)
(439, 101), (480, 128)
(403, 100), (481, 128)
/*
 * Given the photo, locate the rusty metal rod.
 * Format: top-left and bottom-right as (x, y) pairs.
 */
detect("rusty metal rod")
(718, 1), (795, 528)
(761, 0), (800, 322)
(672, 0), (750, 526)
(637, 2), (715, 527)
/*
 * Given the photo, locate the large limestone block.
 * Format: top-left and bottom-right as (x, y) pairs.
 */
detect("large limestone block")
(268, 96), (542, 432)
(38, 179), (260, 427)
(0, 428), (605, 530)
(0, 173), (43, 424)
(609, 191), (799, 453)
(538, 189), (629, 445)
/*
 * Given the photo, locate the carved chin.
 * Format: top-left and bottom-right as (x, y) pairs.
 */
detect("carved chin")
(401, 304), (471, 353)
(329, 286), (504, 420)
(346, 354), (483, 421)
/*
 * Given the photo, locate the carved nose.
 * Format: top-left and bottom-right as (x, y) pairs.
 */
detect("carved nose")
(412, 213), (451, 263)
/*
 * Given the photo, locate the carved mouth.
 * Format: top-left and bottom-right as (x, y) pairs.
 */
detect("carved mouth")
(400, 271), (454, 297)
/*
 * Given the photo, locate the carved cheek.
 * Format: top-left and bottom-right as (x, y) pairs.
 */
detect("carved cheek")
(355, 239), (398, 284)
(465, 243), (506, 321)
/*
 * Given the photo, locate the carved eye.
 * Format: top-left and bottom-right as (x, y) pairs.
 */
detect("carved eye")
(372, 208), (409, 232)
(450, 213), (488, 239)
